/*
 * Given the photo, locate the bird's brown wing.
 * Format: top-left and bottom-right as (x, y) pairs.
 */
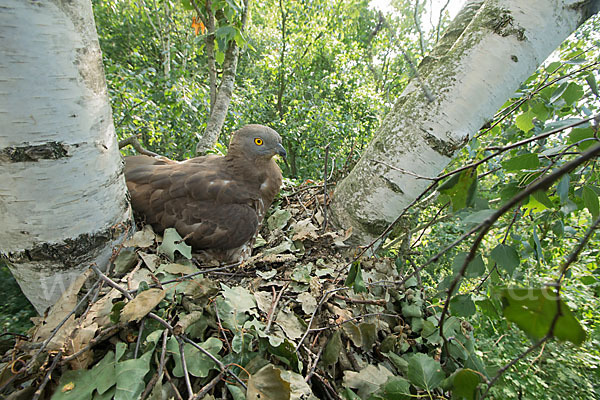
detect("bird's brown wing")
(124, 155), (260, 251)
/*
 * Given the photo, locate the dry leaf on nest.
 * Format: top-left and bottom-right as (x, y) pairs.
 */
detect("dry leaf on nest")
(120, 289), (166, 323)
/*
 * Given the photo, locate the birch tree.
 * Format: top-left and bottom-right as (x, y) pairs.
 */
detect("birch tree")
(192, 0), (251, 154)
(0, 0), (132, 313)
(330, 0), (600, 244)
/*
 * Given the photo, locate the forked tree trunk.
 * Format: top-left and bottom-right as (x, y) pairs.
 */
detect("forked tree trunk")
(330, 0), (600, 245)
(0, 0), (132, 313)
(195, 0), (251, 154)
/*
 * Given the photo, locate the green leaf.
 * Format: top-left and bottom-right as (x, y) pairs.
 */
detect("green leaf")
(568, 128), (596, 150)
(385, 352), (409, 375)
(582, 186), (599, 218)
(501, 287), (586, 345)
(407, 353), (445, 391)
(246, 364), (290, 400)
(216, 50), (225, 64)
(113, 249), (138, 274)
(342, 388), (362, 400)
(561, 82), (584, 105)
(227, 384), (246, 400)
(343, 365), (393, 399)
(452, 252), (485, 278)
(501, 153), (539, 171)
(490, 244), (520, 275)
(382, 376), (411, 400)
(532, 190), (554, 209)
(530, 100), (550, 121)
(157, 228), (192, 261)
(94, 351), (116, 395)
(515, 109), (535, 132)
(585, 72), (599, 96)
(115, 348), (154, 400)
(345, 262), (367, 293)
(545, 61), (561, 74)
(322, 330), (342, 366)
(438, 168), (477, 211)
(557, 174), (570, 203)
(52, 370), (96, 400)
(267, 209), (292, 231)
(215, 25), (237, 40)
(451, 369), (481, 400)
(550, 82), (568, 103)
(450, 294), (476, 317)
(170, 337), (223, 378)
(402, 303), (422, 318)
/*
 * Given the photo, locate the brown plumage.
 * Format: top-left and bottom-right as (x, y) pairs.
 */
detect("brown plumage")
(124, 124), (286, 262)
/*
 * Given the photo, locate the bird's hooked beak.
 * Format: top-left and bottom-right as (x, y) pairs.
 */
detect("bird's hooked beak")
(275, 143), (287, 161)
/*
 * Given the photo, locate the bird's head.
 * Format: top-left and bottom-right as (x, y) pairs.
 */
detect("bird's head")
(228, 124), (287, 161)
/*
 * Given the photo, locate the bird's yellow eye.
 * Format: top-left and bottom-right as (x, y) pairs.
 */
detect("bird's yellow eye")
(254, 138), (263, 146)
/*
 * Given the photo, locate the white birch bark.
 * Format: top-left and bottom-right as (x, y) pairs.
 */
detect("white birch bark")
(330, 0), (600, 245)
(0, 0), (132, 313)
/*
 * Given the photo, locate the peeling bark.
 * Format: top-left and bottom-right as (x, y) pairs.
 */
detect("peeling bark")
(330, 0), (600, 245)
(0, 0), (132, 313)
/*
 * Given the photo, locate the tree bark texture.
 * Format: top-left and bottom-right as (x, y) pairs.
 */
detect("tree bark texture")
(330, 0), (600, 245)
(0, 0), (132, 313)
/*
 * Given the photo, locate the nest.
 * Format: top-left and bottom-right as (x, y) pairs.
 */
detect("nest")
(0, 182), (478, 400)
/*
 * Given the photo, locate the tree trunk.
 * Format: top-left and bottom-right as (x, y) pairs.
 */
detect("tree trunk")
(330, 0), (600, 245)
(196, 0), (251, 155)
(0, 0), (132, 313)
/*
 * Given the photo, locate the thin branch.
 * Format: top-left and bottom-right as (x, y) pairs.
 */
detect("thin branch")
(177, 337), (194, 399)
(438, 144), (600, 342)
(119, 135), (161, 157)
(436, 0), (451, 43)
(180, 335), (247, 390)
(304, 345), (324, 383)
(372, 159), (436, 180)
(265, 282), (290, 333)
(32, 350), (63, 400)
(401, 49), (435, 102)
(295, 287), (347, 351)
(191, 371), (225, 400)
(134, 319), (146, 359)
(413, 0), (426, 57)
(61, 325), (121, 364)
(18, 278), (100, 380)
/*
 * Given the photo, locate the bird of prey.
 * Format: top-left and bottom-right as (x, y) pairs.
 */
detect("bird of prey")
(124, 124), (286, 262)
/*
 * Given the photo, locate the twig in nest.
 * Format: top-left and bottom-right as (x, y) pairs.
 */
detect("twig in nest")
(312, 372), (343, 400)
(16, 279), (100, 381)
(32, 350), (63, 400)
(61, 324), (121, 364)
(119, 135), (160, 157)
(134, 319), (145, 359)
(265, 282), (290, 333)
(180, 335), (247, 390)
(164, 367), (184, 400)
(295, 287), (347, 352)
(214, 301), (232, 352)
(191, 371), (225, 400)
(177, 337), (194, 399)
(332, 294), (387, 305)
(304, 345), (324, 383)
(141, 329), (169, 400)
